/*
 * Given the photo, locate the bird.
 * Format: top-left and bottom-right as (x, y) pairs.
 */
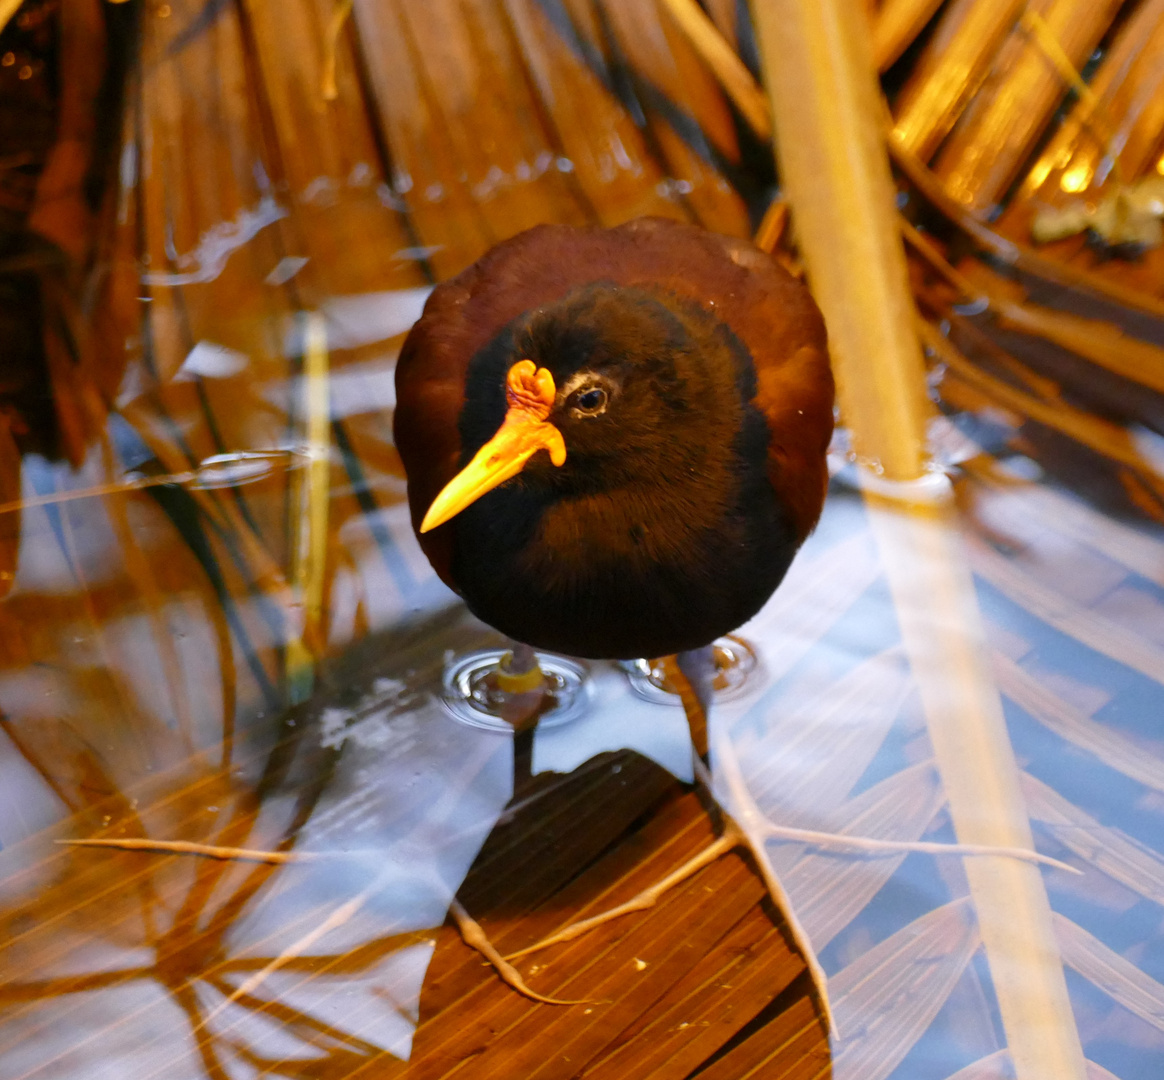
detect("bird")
(395, 216), (834, 660)
(393, 215), (835, 1001)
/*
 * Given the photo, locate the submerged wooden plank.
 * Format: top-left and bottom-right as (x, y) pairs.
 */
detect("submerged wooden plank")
(583, 907), (807, 1079)
(412, 783), (707, 1070)
(407, 772), (821, 1080)
(694, 990), (829, 1080)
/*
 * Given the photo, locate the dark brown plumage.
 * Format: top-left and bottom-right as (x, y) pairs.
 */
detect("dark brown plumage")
(394, 217), (834, 659)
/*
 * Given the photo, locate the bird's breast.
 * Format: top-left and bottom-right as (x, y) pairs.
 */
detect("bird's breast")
(449, 469), (797, 660)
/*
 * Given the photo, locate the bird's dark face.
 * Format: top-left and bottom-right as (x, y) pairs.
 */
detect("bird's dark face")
(421, 284), (750, 531)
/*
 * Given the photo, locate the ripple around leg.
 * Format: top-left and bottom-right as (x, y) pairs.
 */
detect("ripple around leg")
(440, 648), (591, 732)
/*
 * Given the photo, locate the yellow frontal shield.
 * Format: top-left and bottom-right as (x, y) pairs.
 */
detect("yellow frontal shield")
(420, 360), (566, 533)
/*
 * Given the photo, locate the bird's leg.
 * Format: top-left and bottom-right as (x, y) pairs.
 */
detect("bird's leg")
(499, 641), (542, 686)
(668, 646), (723, 833)
(494, 642), (552, 792)
(447, 641), (580, 999)
(497, 647), (826, 1028)
(494, 642), (551, 733)
(504, 647), (750, 962)
(671, 645), (715, 762)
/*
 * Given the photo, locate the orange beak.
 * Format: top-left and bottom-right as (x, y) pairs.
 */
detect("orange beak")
(420, 360), (567, 533)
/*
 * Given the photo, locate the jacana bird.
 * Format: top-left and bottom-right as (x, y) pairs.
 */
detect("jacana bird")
(396, 216), (833, 657)
(394, 216), (834, 995)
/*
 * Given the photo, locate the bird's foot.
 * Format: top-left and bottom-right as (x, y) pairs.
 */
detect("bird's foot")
(449, 898), (590, 1005)
(503, 821), (746, 961)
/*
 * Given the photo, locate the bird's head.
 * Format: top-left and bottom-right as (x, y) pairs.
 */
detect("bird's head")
(420, 285), (736, 534)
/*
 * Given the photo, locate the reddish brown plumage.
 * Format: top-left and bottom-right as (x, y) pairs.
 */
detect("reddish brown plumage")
(395, 217), (834, 594)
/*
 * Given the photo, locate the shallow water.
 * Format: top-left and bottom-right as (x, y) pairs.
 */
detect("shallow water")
(3, 0), (1164, 1076)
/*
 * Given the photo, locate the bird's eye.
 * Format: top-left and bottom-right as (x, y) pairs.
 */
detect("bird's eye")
(571, 386), (608, 415)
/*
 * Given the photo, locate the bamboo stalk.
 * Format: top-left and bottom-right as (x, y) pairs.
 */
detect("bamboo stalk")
(753, 3), (1089, 1076)
(751, 0), (928, 482)
(285, 312), (331, 704)
(861, 475), (1088, 1080)
(0, 0), (22, 35)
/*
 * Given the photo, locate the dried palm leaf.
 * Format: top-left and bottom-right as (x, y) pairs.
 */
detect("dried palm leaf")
(1014, 0), (1164, 209)
(831, 899), (980, 1080)
(596, 0), (750, 234)
(965, 465), (1164, 587)
(969, 531), (1164, 688)
(657, 0), (772, 140)
(892, 0), (1027, 160)
(0, 415), (18, 599)
(996, 653), (1164, 795)
(893, 134), (1164, 321)
(931, 3), (1125, 212)
(873, 0), (946, 72)
(1054, 913), (1164, 1033)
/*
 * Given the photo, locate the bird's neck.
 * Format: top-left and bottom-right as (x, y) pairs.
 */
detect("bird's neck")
(528, 469), (731, 573)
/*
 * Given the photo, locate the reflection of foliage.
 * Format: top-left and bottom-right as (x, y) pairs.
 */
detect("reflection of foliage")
(709, 476), (1164, 1079)
(0, 647), (447, 1079)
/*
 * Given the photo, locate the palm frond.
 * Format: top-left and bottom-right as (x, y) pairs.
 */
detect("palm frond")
(831, 898), (980, 1080)
(1023, 773), (1164, 907)
(1054, 912), (1164, 1034)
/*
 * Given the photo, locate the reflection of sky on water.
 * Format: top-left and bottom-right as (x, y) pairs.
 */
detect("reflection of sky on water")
(245, 474), (1161, 1080)
(1, 292), (1162, 1079)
